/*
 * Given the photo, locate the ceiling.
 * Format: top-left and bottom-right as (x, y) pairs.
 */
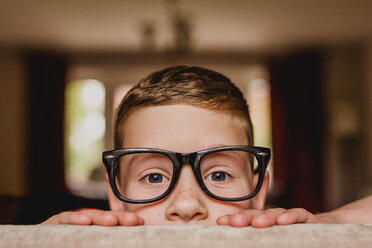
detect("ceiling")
(1, 0), (372, 53)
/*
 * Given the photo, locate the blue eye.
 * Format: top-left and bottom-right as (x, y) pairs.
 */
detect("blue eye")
(208, 172), (228, 182)
(146, 173), (165, 183)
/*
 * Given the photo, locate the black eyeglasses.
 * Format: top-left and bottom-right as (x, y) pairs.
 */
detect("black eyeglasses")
(102, 146), (270, 204)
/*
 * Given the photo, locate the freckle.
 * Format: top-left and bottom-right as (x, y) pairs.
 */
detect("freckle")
(176, 187), (196, 198)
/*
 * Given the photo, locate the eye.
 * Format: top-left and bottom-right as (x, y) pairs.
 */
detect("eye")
(206, 171), (230, 182)
(142, 173), (168, 184)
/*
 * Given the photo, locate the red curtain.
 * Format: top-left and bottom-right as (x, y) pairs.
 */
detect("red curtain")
(269, 51), (325, 213)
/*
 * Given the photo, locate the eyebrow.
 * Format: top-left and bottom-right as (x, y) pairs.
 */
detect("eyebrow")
(203, 143), (229, 149)
(125, 143), (246, 153)
(199, 150), (253, 177)
(121, 153), (171, 178)
(200, 143), (245, 151)
(125, 153), (164, 166)
(149, 144), (235, 153)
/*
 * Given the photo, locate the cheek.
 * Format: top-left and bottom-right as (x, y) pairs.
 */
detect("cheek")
(125, 203), (167, 224)
(206, 200), (251, 218)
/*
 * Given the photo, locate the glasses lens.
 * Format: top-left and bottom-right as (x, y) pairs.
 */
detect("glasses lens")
(115, 152), (174, 201)
(200, 150), (258, 199)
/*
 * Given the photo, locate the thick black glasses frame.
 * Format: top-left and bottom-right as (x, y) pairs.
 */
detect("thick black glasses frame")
(102, 146), (271, 204)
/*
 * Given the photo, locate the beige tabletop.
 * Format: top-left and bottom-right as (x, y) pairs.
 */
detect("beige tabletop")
(1, 224), (372, 248)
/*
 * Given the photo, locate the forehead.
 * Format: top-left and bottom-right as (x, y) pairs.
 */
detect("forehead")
(121, 105), (248, 152)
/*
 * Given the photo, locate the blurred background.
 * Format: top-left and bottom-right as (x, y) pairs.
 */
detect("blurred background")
(1, 0), (372, 224)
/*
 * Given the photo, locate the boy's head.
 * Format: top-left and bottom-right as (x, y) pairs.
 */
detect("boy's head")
(114, 66), (254, 149)
(106, 66), (269, 225)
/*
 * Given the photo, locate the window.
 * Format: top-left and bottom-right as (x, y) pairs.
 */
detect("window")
(65, 79), (107, 198)
(244, 66), (273, 179)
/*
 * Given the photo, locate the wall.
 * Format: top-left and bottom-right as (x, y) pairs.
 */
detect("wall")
(0, 51), (27, 196)
(364, 44), (372, 197)
(323, 44), (372, 210)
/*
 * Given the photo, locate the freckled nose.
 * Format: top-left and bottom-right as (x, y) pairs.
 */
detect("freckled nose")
(165, 167), (208, 222)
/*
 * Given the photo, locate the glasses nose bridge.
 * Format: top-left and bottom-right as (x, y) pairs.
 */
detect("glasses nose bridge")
(176, 152), (197, 168)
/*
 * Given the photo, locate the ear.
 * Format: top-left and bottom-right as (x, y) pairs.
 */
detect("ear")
(106, 173), (125, 211)
(251, 172), (270, 209)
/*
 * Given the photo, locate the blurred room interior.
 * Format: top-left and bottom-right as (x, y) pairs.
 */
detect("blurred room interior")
(1, 0), (372, 224)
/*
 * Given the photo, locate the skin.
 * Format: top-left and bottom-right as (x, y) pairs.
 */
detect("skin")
(317, 195), (372, 223)
(111, 105), (265, 225)
(42, 104), (324, 227)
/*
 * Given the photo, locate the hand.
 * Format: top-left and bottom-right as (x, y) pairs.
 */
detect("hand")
(41, 209), (145, 226)
(216, 208), (319, 228)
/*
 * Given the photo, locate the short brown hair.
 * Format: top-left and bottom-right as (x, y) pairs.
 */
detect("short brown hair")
(114, 66), (253, 148)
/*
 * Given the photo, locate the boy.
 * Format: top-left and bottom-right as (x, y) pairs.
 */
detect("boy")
(43, 66), (331, 227)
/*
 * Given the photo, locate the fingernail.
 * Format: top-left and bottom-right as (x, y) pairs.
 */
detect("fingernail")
(78, 213), (90, 219)
(124, 212), (135, 218)
(277, 213), (289, 223)
(256, 213), (266, 219)
(280, 213), (289, 219)
(217, 216), (229, 225)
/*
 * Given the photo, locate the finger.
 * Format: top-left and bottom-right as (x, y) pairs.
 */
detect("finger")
(79, 210), (119, 226)
(276, 208), (315, 225)
(216, 210), (261, 227)
(110, 211), (145, 226)
(229, 213), (251, 227)
(41, 212), (92, 225)
(216, 215), (230, 226)
(251, 208), (286, 228)
(217, 213), (249, 227)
